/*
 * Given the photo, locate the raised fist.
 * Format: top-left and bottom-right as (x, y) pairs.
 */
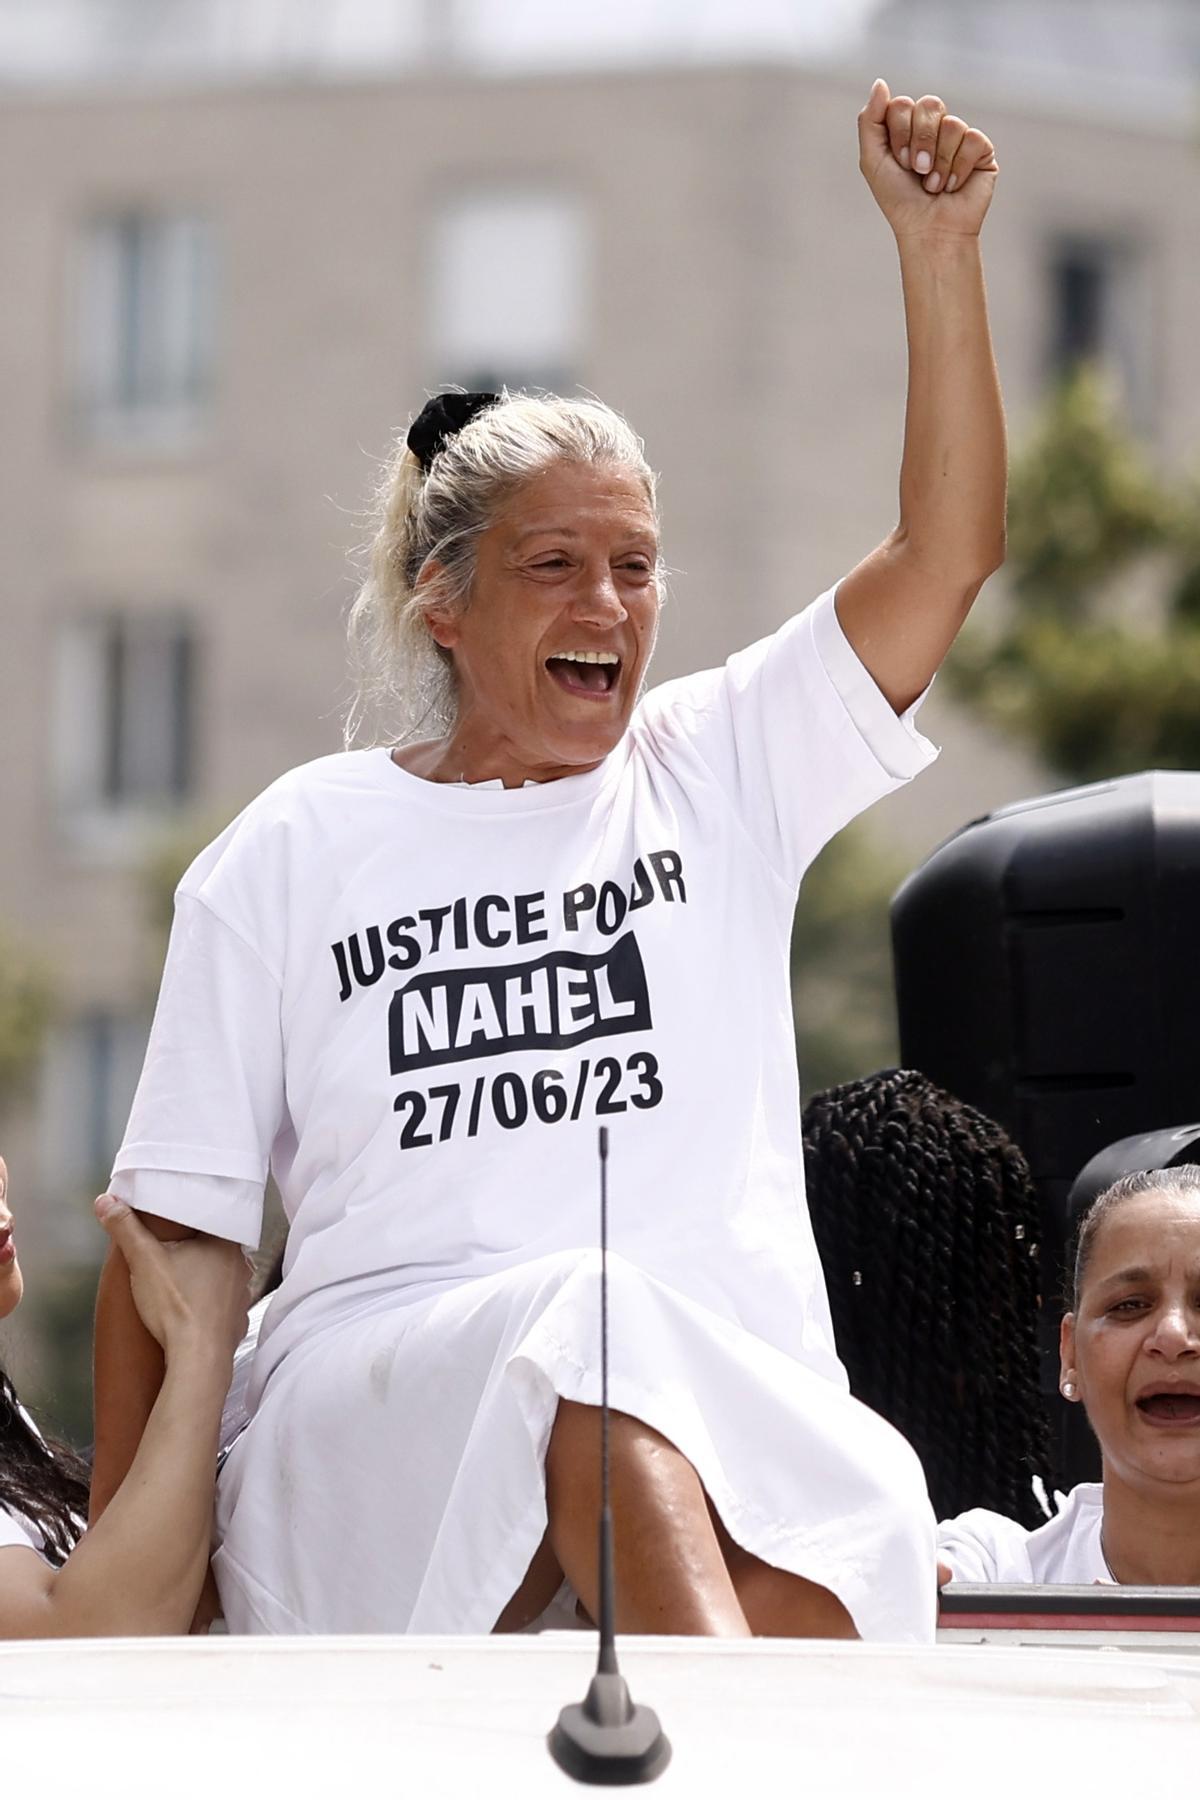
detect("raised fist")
(858, 79), (998, 240)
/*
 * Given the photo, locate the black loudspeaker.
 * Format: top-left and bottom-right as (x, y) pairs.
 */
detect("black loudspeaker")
(891, 770), (1200, 1487)
(1066, 1123), (1200, 1234)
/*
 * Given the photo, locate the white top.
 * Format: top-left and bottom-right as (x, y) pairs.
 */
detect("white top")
(1, 1406), (49, 1560)
(938, 1485), (1110, 1585)
(0, 1505), (43, 1557)
(219, 1297), (268, 1453)
(112, 588), (935, 1401)
(114, 589), (942, 1643)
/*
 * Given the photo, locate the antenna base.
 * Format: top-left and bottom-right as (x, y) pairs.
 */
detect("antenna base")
(549, 1672), (672, 1785)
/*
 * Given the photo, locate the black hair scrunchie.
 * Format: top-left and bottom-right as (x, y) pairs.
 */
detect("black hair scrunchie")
(406, 391), (500, 473)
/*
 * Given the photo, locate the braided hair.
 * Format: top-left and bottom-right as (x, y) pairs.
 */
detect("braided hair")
(0, 1362), (89, 1568)
(802, 1068), (1052, 1527)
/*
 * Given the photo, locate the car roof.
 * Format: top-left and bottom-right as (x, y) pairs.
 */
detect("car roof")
(6, 1633), (1200, 1797)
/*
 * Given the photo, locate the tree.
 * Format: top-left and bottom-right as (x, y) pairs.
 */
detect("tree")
(945, 369), (1200, 784)
(794, 370), (1200, 1099)
(0, 930), (53, 1115)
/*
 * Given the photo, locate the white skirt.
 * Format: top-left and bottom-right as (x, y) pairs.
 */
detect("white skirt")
(213, 1250), (936, 1642)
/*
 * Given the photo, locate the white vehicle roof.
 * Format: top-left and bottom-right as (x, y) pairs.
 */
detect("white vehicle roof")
(5, 1633), (1200, 1798)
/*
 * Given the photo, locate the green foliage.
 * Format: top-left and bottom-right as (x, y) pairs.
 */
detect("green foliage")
(1169, 477), (1200, 627)
(1005, 373), (1177, 618)
(21, 1261), (98, 1449)
(952, 619), (1200, 784)
(792, 821), (907, 1094)
(13, 821), (231, 1445)
(0, 931), (54, 1113)
(947, 368), (1200, 783)
(14, 820), (224, 1443)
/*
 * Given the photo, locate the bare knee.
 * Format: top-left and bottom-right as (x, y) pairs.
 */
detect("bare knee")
(493, 1530), (564, 1633)
(725, 1543), (858, 1640)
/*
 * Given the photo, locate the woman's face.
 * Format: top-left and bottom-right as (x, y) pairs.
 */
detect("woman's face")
(424, 460), (661, 784)
(0, 1158), (22, 1321)
(1062, 1187), (1200, 1492)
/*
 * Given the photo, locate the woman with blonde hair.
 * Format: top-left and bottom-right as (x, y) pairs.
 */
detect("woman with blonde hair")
(93, 82), (1005, 1641)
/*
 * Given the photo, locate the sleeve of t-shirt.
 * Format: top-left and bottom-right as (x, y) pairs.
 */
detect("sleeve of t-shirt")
(936, 1508), (1034, 1584)
(637, 586), (938, 890)
(109, 891), (285, 1246)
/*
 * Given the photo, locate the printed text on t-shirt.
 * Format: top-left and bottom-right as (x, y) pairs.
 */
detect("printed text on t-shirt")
(329, 850), (686, 998)
(328, 848), (684, 1149)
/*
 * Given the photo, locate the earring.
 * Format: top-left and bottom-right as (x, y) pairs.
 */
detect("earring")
(1061, 1380), (1077, 1400)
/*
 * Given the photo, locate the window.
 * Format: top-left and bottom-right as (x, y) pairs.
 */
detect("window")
(1050, 242), (1107, 371)
(38, 1011), (148, 1209)
(72, 211), (217, 446)
(1046, 234), (1151, 421)
(429, 189), (586, 393)
(52, 613), (197, 822)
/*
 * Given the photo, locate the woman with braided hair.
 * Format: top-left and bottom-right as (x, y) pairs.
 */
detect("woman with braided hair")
(802, 1068), (1052, 1527)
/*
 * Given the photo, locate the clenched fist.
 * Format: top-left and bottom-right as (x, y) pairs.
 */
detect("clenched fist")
(858, 79), (998, 241)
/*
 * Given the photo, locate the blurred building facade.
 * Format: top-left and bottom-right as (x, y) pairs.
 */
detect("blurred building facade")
(1, 3), (1198, 1320)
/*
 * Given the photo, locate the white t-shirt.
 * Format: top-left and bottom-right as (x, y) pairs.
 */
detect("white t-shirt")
(1, 1405), (50, 1561)
(938, 1485), (1109, 1585)
(218, 1297), (268, 1455)
(0, 1505), (43, 1557)
(112, 589), (936, 1405)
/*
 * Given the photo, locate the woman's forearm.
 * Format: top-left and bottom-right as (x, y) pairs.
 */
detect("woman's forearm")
(90, 1243), (166, 1521)
(26, 1348), (229, 1637)
(835, 87), (1003, 710)
(92, 1210), (203, 1520)
(835, 233), (1006, 709)
(894, 232), (1006, 584)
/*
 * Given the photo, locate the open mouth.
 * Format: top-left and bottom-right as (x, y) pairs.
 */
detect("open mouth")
(1136, 1392), (1200, 1424)
(0, 1231), (14, 1267)
(545, 652), (621, 698)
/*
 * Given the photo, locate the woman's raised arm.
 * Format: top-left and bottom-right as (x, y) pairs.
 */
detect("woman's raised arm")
(834, 79), (1006, 713)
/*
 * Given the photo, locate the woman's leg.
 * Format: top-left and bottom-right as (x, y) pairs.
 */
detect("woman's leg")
(492, 1530), (565, 1631)
(708, 1503), (858, 1639)
(729, 1556), (858, 1638)
(499, 1399), (859, 1639)
(545, 1400), (751, 1636)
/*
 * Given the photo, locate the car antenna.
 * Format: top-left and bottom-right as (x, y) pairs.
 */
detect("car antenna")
(547, 1125), (672, 1785)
